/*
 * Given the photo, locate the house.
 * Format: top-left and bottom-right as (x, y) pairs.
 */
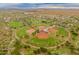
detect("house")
(38, 26), (46, 31)
(27, 28), (35, 35)
(35, 31), (49, 39)
(48, 26), (57, 33)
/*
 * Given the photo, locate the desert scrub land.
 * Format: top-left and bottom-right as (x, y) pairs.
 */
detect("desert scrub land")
(0, 9), (79, 55)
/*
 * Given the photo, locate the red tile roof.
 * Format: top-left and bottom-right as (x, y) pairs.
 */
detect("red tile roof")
(35, 31), (49, 39)
(27, 28), (35, 35)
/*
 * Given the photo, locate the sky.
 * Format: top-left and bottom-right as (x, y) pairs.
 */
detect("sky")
(0, 3), (79, 9)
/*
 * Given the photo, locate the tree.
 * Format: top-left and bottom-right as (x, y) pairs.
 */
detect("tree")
(33, 47), (48, 54)
(11, 39), (21, 55)
(39, 47), (48, 53)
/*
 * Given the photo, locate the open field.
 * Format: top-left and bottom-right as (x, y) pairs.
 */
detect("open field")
(26, 9), (79, 16)
(0, 9), (79, 55)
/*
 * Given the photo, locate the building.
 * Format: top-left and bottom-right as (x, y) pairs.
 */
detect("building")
(27, 28), (35, 35)
(48, 26), (57, 33)
(35, 31), (49, 39)
(38, 26), (47, 31)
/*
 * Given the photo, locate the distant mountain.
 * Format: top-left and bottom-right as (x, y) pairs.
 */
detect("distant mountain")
(0, 3), (79, 9)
